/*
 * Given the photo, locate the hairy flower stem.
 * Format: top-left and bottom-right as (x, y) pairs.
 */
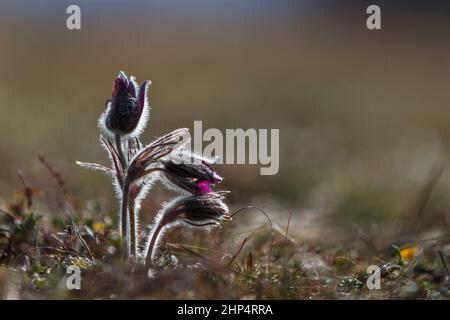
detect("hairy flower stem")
(129, 202), (137, 259)
(122, 169), (162, 263)
(116, 132), (133, 261)
(120, 179), (138, 261)
(144, 216), (166, 267)
(115, 133), (127, 168)
(120, 180), (130, 257)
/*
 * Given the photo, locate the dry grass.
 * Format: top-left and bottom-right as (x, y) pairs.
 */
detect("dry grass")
(0, 161), (449, 300)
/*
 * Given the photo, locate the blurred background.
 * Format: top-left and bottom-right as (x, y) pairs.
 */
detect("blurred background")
(1, 0), (450, 231)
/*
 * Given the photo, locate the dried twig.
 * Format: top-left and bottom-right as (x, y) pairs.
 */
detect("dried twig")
(0, 208), (16, 221)
(438, 250), (450, 281)
(230, 206), (274, 273)
(38, 155), (77, 213)
(226, 237), (248, 268)
(285, 210), (292, 244)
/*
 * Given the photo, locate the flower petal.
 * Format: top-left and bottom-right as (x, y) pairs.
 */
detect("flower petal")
(138, 80), (151, 115)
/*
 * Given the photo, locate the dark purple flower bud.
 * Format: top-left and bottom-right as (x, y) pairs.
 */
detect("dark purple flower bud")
(102, 71), (151, 137)
(171, 192), (230, 228)
(161, 156), (223, 195)
(144, 191), (230, 265)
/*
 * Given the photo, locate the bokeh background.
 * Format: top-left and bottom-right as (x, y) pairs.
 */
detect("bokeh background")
(1, 0), (450, 231)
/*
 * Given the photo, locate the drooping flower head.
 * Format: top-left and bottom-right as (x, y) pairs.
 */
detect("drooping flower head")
(168, 191), (230, 228)
(100, 71), (151, 137)
(160, 153), (223, 195)
(144, 191), (230, 265)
